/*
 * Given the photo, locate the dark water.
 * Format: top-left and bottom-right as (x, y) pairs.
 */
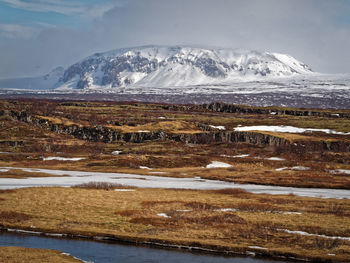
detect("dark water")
(0, 233), (287, 263)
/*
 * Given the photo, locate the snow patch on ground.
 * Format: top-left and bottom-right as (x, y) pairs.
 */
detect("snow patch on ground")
(234, 125), (350, 135)
(209, 125), (226, 130)
(278, 229), (350, 241)
(275, 166), (310, 171)
(0, 167), (349, 199)
(157, 213), (170, 218)
(283, 211), (302, 215)
(331, 169), (350, 175)
(215, 208), (302, 215)
(266, 157), (285, 161)
(275, 167), (288, 171)
(139, 166), (152, 170)
(206, 161), (232, 168)
(291, 166), (310, 171)
(215, 208), (238, 212)
(112, 150), (122, 155)
(61, 252), (92, 263)
(114, 189), (136, 192)
(221, 154), (285, 161)
(232, 154), (249, 158)
(248, 246), (267, 250)
(42, 157), (86, 161)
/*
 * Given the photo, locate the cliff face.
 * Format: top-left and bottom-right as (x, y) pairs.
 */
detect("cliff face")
(2, 110), (349, 152)
(163, 102), (350, 118)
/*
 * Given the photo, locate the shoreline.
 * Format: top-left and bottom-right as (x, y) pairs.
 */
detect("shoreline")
(0, 226), (321, 263)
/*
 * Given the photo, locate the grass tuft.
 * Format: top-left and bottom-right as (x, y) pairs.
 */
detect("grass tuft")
(0, 211), (32, 222)
(214, 188), (249, 195)
(73, 181), (126, 190)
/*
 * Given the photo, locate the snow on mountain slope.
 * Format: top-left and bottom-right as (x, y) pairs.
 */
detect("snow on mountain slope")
(0, 67), (64, 90)
(271, 53), (311, 74)
(56, 45), (313, 90)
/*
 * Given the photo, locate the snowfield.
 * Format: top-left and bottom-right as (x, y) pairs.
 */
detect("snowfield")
(234, 125), (350, 135)
(0, 167), (349, 199)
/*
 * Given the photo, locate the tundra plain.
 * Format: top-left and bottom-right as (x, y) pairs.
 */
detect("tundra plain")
(0, 100), (349, 262)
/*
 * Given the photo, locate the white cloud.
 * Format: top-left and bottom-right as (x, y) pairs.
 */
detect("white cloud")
(0, 24), (38, 39)
(0, 0), (350, 78)
(0, 0), (117, 17)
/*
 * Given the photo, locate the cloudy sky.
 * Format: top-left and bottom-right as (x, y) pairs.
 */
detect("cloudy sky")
(0, 0), (349, 78)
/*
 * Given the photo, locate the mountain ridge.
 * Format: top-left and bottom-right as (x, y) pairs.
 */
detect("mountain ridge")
(56, 45), (313, 90)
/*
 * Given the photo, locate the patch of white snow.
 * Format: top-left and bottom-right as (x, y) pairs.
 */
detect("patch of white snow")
(234, 125), (350, 135)
(157, 213), (170, 218)
(266, 157), (285, 161)
(331, 169), (350, 175)
(206, 161), (232, 168)
(278, 229), (350, 241)
(248, 246), (268, 250)
(215, 208), (238, 212)
(209, 125), (226, 130)
(42, 157), (86, 161)
(139, 166), (152, 170)
(233, 154), (250, 158)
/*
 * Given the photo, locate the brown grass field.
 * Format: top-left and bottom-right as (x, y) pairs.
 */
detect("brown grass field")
(0, 100), (349, 189)
(0, 187), (350, 261)
(0, 246), (84, 263)
(0, 100), (350, 262)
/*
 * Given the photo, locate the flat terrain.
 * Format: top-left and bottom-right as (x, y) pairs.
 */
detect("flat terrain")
(0, 187), (349, 261)
(0, 100), (349, 189)
(0, 99), (349, 262)
(0, 246), (84, 263)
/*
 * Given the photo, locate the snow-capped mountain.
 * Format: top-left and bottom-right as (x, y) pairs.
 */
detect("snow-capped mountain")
(56, 45), (313, 90)
(1, 46), (349, 108)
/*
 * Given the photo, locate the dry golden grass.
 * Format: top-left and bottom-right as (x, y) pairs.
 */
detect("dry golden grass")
(0, 247), (84, 263)
(107, 120), (203, 133)
(250, 130), (346, 143)
(0, 187), (349, 261)
(0, 169), (68, 179)
(35, 115), (78, 126)
(1, 100), (350, 261)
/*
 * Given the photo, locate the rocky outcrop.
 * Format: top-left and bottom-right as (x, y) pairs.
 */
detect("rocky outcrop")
(2, 110), (349, 152)
(163, 102), (350, 118)
(0, 140), (24, 147)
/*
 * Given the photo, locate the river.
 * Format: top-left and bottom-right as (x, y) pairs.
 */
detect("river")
(0, 232), (287, 263)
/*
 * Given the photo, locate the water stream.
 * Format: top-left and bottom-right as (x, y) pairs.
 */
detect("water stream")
(0, 232), (287, 263)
